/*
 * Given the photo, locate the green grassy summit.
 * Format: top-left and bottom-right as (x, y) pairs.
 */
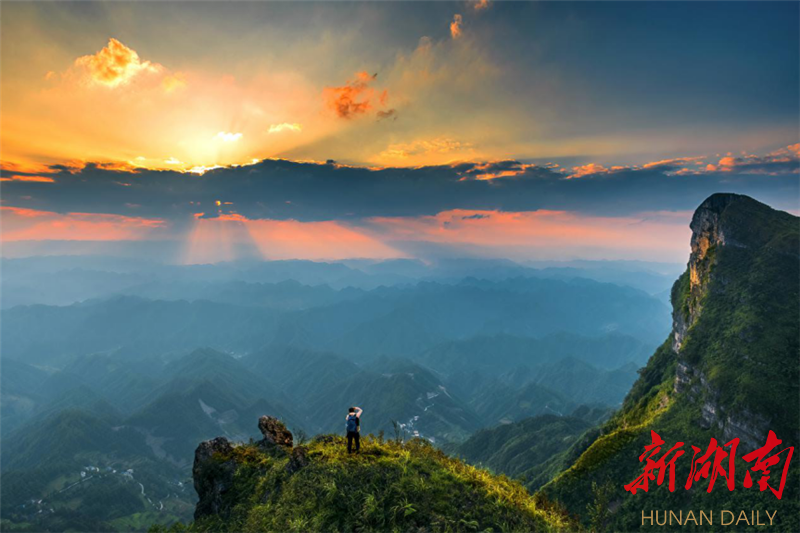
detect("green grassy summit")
(154, 433), (571, 533)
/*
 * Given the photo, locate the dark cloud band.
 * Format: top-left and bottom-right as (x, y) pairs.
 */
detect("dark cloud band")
(2, 153), (798, 224)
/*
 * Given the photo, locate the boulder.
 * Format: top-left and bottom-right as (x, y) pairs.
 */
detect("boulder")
(258, 415), (293, 448)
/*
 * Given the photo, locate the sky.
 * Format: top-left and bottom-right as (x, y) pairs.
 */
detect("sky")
(1, 1), (798, 264)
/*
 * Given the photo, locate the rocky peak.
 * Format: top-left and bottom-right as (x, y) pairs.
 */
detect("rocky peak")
(688, 194), (741, 289)
(673, 195), (742, 388)
(686, 193), (765, 288)
(673, 193), (756, 353)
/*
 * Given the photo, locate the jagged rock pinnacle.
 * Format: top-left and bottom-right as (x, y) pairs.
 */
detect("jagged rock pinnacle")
(258, 415), (293, 448)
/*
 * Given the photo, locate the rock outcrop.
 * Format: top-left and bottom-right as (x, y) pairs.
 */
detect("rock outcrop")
(193, 417), (295, 520)
(193, 437), (237, 520)
(258, 415), (293, 448)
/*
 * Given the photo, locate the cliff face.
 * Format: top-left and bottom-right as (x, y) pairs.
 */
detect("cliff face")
(671, 194), (765, 450)
(670, 193), (799, 450)
(544, 193), (800, 529)
(673, 195), (730, 353)
(672, 193), (765, 353)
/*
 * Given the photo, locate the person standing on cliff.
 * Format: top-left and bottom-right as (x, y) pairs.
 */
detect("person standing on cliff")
(345, 406), (362, 453)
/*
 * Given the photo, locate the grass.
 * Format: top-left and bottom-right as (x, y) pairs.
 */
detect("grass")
(153, 435), (574, 533)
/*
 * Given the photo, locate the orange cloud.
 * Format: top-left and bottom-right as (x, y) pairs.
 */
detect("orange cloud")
(1, 206), (165, 241)
(181, 214), (402, 264)
(717, 156), (737, 169)
(0, 161), (55, 175)
(74, 38), (163, 88)
(379, 137), (472, 161)
(366, 209), (692, 261)
(473, 169), (529, 181)
(474, 0), (490, 11)
(0, 175), (55, 183)
(450, 14), (463, 39)
(703, 146), (799, 174)
(324, 72), (390, 119)
(472, 170), (520, 181)
(642, 156), (703, 169)
(568, 163), (609, 179)
(0, 206), (54, 218)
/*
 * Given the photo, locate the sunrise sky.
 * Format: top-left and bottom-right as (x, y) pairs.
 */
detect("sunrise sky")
(2, 1), (798, 263)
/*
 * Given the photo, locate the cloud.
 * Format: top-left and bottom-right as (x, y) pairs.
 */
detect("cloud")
(563, 146), (800, 200)
(458, 161), (539, 181)
(0, 175), (55, 183)
(568, 148), (800, 179)
(703, 147), (800, 175)
(323, 71), (390, 119)
(450, 14), (463, 39)
(365, 208), (693, 261)
(268, 123), (303, 134)
(183, 216), (401, 264)
(7, 2), (797, 182)
(568, 163), (611, 179)
(10, 42), (321, 172)
(74, 38), (162, 88)
(473, 0), (491, 11)
(379, 137), (473, 160)
(642, 156), (704, 170)
(215, 131), (243, 142)
(0, 206), (164, 242)
(1, 145), (797, 234)
(376, 109), (397, 121)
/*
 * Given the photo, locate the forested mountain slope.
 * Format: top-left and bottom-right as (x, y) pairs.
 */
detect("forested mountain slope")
(543, 194), (800, 531)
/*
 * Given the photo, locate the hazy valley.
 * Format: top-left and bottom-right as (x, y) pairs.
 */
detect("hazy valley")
(1, 254), (672, 531)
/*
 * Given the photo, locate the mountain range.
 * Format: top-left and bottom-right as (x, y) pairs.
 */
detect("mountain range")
(159, 194), (799, 533)
(3, 194), (796, 532)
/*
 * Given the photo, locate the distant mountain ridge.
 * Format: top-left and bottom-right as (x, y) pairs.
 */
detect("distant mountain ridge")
(1, 275), (669, 365)
(1, 254), (681, 309)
